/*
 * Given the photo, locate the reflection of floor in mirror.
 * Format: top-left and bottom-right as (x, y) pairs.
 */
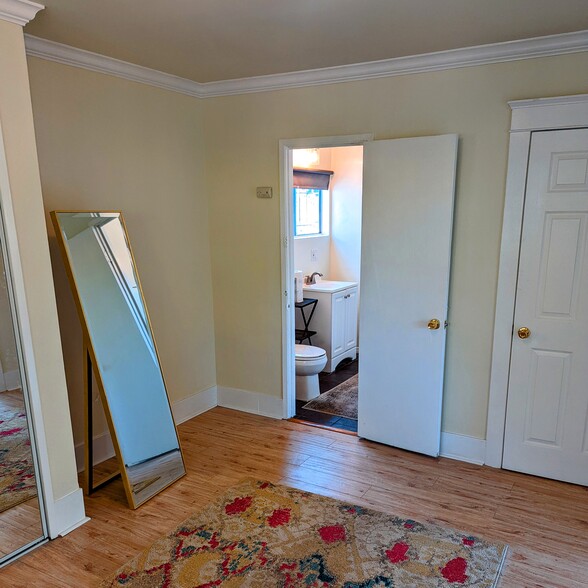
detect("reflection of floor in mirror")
(0, 390), (43, 558)
(127, 449), (185, 505)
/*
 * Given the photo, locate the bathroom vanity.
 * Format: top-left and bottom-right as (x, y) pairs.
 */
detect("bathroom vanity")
(300, 280), (358, 372)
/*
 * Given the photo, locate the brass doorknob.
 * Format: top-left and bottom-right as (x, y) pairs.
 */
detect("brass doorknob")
(517, 327), (531, 339)
(427, 319), (441, 330)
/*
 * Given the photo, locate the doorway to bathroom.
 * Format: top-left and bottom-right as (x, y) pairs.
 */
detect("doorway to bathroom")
(280, 133), (458, 456)
(289, 144), (364, 433)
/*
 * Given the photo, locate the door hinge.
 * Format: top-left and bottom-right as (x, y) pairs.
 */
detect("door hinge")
(283, 236), (288, 247)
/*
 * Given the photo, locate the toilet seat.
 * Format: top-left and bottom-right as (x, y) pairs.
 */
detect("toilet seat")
(295, 344), (326, 361)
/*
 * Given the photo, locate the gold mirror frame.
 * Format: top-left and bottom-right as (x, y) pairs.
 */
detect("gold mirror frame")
(51, 210), (186, 509)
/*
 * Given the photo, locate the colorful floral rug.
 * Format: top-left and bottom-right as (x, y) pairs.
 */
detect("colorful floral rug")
(0, 407), (37, 513)
(102, 479), (507, 587)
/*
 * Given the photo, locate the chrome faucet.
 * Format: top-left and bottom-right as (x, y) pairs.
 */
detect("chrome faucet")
(308, 272), (323, 284)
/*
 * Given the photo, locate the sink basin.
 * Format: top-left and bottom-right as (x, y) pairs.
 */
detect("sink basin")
(303, 280), (358, 293)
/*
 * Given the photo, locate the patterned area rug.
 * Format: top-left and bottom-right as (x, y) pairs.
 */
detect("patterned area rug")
(102, 479), (507, 587)
(303, 374), (358, 420)
(0, 407), (37, 513)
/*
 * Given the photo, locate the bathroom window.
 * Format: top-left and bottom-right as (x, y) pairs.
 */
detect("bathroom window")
(294, 188), (330, 237)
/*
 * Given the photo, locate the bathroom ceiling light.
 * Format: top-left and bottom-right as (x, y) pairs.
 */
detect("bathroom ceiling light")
(293, 148), (320, 168)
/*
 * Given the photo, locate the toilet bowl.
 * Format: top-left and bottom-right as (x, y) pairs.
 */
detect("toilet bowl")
(295, 344), (327, 401)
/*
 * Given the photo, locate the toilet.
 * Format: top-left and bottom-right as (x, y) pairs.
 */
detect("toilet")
(295, 344), (327, 401)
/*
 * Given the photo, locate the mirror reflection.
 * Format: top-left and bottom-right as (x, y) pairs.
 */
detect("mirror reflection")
(53, 212), (185, 508)
(0, 237), (44, 562)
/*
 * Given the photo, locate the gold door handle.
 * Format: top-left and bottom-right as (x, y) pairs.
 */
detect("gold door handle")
(427, 319), (441, 330)
(517, 327), (531, 339)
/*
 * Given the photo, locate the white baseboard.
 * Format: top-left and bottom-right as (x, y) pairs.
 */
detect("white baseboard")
(440, 431), (486, 465)
(172, 385), (217, 424)
(217, 386), (283, 419)
(74, 430), (115, 473)
(0, 369), (21, 391)
(74, 386), (218, 472)
(46, 487), (89, 539)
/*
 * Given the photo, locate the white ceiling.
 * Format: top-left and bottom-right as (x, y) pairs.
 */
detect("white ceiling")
(24, 0), (588, 83)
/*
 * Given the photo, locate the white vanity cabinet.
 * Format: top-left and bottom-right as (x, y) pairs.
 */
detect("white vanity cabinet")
(301, 281), (358, 373)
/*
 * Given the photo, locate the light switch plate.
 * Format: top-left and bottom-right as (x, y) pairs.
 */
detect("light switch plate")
(256, 187), (273, 199)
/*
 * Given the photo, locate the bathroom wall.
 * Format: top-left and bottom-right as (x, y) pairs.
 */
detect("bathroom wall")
(329, 146), (363, 284)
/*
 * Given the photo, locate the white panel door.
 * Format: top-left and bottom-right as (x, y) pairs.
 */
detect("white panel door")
(331, 292), (346, 357)
(358, 135), (458, 456)
(344, 287), (358, 351)
(503, 128), (588, 486)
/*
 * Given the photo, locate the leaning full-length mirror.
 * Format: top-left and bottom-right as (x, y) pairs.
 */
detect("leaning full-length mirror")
(0, 209), (46, 564)
(51, 211), (185, 509)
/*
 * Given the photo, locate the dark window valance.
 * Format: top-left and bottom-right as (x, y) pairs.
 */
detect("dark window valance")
(293, 168), (334, 190)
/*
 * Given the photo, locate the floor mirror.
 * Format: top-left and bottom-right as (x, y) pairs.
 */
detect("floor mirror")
(51, 211), (186, 509)
(0, 204), (47, 565)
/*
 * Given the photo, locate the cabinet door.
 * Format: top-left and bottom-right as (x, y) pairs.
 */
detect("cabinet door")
(344, 288), (358, 351)
(332, 292), (346, 357)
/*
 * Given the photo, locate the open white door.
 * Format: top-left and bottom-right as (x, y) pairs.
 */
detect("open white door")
(358, 135), (458, 456)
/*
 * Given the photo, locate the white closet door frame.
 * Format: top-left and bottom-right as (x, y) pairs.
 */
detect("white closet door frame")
(486, 94), (588, 468)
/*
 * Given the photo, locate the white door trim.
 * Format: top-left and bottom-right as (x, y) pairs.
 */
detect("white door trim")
(279, 134), (374, 419)
(486, 93), (588, 467)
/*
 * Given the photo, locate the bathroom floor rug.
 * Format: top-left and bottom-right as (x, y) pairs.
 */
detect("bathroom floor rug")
(0, 407), (37, 513)
(303, 374), (358, 420)
(101, 478), (507, 587)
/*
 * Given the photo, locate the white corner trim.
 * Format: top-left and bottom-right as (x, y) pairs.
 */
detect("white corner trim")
(24, 35), (205, 98)
(172, 385), (217, 424)
(0, 0), (43, 26)
(440, 432), (486, 466)
(46, 487), (88, 539)
(25, 30), (588, 99)
(218, 386), (283, 419)
(74, 386), (218, 472)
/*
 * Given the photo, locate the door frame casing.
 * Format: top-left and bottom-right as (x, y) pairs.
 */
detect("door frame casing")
(486, 93), (588, 467)
(279, 134), (374, 419)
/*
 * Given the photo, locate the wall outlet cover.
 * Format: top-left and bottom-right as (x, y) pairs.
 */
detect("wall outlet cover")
(256, 187), (273, 199)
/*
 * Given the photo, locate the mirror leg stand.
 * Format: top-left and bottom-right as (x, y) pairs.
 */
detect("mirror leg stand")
(84, 342), (121, 495)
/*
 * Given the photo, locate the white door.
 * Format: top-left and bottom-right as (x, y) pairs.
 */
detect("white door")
(503, 128), (588, 486)
(332, 292), (346, 357)
(358, 135), (458, 456)
(344, 288), (358, 351)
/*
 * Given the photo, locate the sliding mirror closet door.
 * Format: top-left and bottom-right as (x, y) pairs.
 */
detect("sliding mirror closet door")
(0, 213), (46, 564)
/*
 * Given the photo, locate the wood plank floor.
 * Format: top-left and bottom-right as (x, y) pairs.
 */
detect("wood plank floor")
(1, 407), (587, 586)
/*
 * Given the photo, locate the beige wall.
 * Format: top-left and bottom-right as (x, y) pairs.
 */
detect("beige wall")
(27, 58), (216, 446)
(0, 20), (78, 501)
(204, 53), (588, 439)
(329, 145), (363, 285)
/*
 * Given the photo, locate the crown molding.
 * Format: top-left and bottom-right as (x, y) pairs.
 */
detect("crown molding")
(24, 35), (205, 98)
(25, 29), (588, 99)
(0, 0), (43, 26)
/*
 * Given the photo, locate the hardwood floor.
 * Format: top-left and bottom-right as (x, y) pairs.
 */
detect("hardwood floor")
(1, 407), (587, 586)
